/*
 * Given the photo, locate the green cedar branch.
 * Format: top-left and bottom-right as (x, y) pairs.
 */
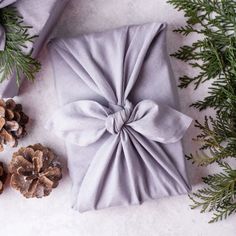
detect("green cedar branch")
(189, 162), (236, 223)
(0, 6), (41, 85)
(168, 0), (236, 223)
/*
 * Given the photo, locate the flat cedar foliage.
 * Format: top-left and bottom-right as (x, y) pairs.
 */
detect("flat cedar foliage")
(168, 0), (236, 223)
(0, 7), (40, 84)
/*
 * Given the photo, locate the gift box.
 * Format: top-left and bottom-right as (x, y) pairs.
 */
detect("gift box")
(0, 0), (69, 98)
(47, 22), (192, 212)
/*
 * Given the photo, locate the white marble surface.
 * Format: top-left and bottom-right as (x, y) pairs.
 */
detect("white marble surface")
(0, 0), (235, 235)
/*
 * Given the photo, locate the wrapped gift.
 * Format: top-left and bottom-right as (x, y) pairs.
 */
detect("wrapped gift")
(47, 22), (193, 212)
(0, 0), (69, 98)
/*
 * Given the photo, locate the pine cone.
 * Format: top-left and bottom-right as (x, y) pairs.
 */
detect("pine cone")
(0, 99), (29, 151)
(9, 144), (62, 198)
(0, 162), (7, 194)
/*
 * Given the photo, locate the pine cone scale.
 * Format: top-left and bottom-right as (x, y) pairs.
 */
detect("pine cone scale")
(17, 167), (34, 177)
(5, 121), (20, 131)
(25, 179), (38, 198)
(6, 99), (16, 110)
(6, 109), (14, 120)
(0, 117), (5, 130)
(0, 162), (7, 194)
(0, 129), (15, 147)
(39, 175), (54, 189)
(10, 155), (33, 174)
(32, 150), (44, 173)
(0, 99), (5, 107)
(0, 106), (5, 117)
(21, 147), (34, 160)
(43, 166), (62, 180)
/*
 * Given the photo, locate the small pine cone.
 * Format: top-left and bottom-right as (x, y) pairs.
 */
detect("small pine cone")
(9, 144), (62, 198)
(0, 99), (29, 151)
(0, 162), (7, 194)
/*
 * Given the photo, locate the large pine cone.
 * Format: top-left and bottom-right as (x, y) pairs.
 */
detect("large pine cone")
(0, 99), (29, 151)
(9, 144), (62, 198)
(0, 162), (7, 194)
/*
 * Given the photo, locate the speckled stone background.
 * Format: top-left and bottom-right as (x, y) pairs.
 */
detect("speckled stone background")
(0, 0), (235, 235)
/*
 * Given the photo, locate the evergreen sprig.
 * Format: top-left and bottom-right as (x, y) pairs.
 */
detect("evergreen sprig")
(189, 162), (236, 223)
(168, 0), (236, 222)
(0, 6), (41, 85)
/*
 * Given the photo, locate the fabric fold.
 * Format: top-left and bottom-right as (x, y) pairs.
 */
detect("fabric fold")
(48, 22), (192, 212)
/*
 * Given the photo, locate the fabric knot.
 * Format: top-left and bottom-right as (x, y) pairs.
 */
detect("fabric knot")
(105, 100), (133, 134)
(46, 99), (192, 146)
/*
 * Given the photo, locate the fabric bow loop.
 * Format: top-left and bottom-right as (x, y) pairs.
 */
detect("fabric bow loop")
(46, 99), (192, 146)
(0, 0), (18, 51)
